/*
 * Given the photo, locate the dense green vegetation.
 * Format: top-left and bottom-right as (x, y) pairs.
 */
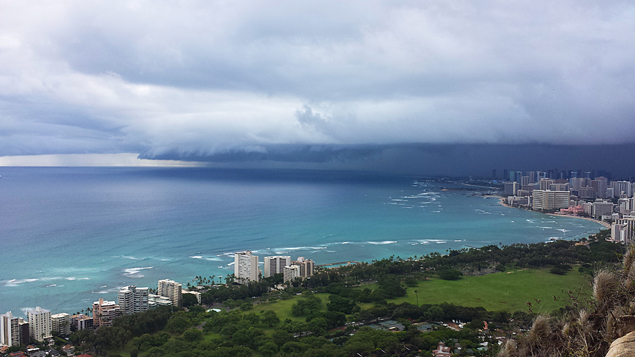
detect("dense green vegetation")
(62, 230), (623, 356)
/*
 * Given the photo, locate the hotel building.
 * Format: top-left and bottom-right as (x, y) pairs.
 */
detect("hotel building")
(264, 256), (290, 278)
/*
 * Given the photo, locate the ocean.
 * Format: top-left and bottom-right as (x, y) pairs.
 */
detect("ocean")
(0, 167), (603, 317)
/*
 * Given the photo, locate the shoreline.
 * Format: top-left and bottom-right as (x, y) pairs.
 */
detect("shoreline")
(496, 196), (610, 229)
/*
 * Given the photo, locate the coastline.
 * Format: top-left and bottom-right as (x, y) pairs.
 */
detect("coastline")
(496, 196), (610, 229)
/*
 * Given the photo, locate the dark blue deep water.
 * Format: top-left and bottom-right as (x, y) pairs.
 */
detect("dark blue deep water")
(0, 167), (603, 316)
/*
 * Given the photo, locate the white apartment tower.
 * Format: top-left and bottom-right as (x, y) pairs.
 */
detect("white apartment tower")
(118, 285), (149, 315)
(51, 313), (71, 336)
(264, 256), (290, 278)
(158, 279), (182, 308)
(25, 307), (52, 342)
(234, 251), (260, 282)
(1, 311), (20, 347)
(283, 265), (300, 282)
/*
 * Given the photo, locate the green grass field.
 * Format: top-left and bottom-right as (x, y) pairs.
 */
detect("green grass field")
(251, 293), (331, 322)
(242, 268), (591, 321)
(383, 268), (592, 313)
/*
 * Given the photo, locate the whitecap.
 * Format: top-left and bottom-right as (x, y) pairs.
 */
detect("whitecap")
(227, 262), (235, 266)
(4, 278), (38, 287)
(190, 256), (203, 259)
(417, 239), (447, 244)
(117, 255), (143, 260)
(122, 267), (153, 278)
(366, 240), (397, 245)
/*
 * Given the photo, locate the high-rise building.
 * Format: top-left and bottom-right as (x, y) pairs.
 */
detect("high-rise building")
(539, 179), (555, 191)
(592, 202), (614, 219)
(532, 190), (571, 211)
(578, 187), (597, 199)
(118, 286), (149, 315)
(591, 177), (608, 198)
(25, 307), (52, 342)
(234, 251), (260, 282)
(294, 257), (315, 278)
(283, 265), (300, 282)
(51, 313), (71, 336)
(18, 321), (28, 346)
(503, 182), (518, 196)
(612, 217), (635, 244)
(158, 279), (182, 307)
(1, 311), (20, 347)
(264, 256), (290, 278)
(611, 181), (633, 198)
(92, 299), (122, 328)
(527, 171), (536, 184)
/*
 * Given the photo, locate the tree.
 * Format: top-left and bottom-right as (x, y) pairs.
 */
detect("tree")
(262, 310), (280, 327)
(183, 328), (203, 342)
(182, 293), (199, 307)
(258, 342), (278, 357)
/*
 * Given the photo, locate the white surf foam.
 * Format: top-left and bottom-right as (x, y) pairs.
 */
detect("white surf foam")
(122, 267), (153, 278)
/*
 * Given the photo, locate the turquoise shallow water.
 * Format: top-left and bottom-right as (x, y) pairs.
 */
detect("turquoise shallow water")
(0, 167), (603, 317)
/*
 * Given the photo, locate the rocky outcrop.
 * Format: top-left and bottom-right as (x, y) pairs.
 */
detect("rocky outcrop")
(606, 331), (635, 357)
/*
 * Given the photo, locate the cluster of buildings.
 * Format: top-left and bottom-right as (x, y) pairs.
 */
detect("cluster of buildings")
(234, 251), (315, 283)
(2, 251), (317, 349)
(501, 170), (635, 244)
(0, 279), (184, 348)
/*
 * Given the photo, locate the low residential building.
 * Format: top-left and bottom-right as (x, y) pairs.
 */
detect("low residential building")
(92, 299), (122, 328)
(148, 294), (173, 309)
(71, 314), (93, 331)
(433, 342), (452, 357)
(25, 307), (51, 342)
(51, 313), (71, 336)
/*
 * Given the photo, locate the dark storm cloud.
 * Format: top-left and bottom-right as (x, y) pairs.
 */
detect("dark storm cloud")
(1, 0), (635, 166)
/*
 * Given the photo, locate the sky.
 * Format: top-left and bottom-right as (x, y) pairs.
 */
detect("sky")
(1, 1), (634, 175)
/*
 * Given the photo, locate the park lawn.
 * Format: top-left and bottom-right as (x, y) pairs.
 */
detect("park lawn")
(388, 268), (592, 313)
(249, 293), (331, 322)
